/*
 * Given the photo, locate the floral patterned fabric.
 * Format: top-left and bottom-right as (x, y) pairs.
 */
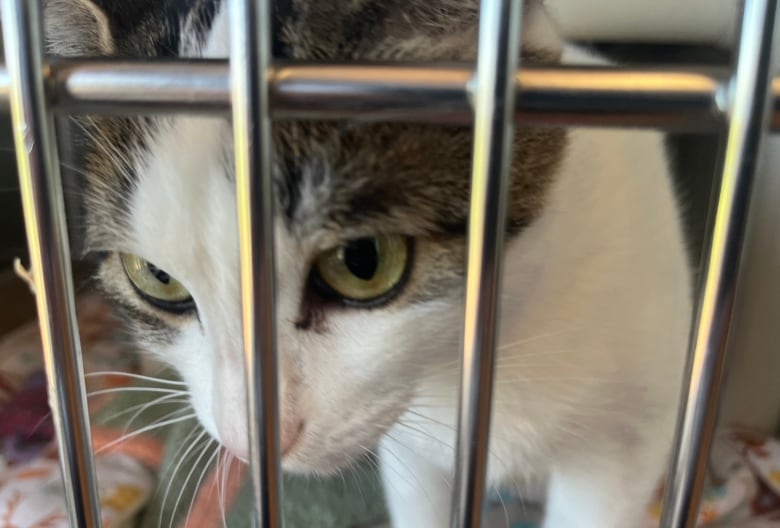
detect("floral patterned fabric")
(0, 294), (158, 528)
(1, 292), (780, 527)
(0, 455), (154, 528)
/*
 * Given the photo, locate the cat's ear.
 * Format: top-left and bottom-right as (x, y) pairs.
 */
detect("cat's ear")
(43, 0), (115, 56)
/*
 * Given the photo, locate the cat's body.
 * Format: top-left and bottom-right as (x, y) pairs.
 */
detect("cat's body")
(382, 65), (692, 526)
(45, 0), (692, 526)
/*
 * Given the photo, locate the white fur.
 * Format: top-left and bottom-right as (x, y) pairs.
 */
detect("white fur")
(381, 123), (691, 526)
(109, 5), (692, 527)
(378, 46), (691, 528)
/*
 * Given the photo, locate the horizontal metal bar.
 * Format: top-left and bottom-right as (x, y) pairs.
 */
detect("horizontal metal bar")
(49, 59), (230, 114)
(274, 64), (727, 130)
(0, 59), (776, 130)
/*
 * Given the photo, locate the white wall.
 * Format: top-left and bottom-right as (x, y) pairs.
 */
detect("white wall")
(716, 134), (780, 435)
(545, 0), (738, 46)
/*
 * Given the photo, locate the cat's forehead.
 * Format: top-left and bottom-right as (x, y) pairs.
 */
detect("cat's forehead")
(79, 115), (566, 254)
(274, 121), (566, 240)
(70, 0), (568, 252)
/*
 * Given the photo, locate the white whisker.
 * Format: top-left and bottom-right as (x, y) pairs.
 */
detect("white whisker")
(88, 387), (187, 398)
(169, 438), (216, 528)
(497, 328), (580, 351)
(183, 443), (221, 528)
(159, 428), (209, 528)
(95, 410), (196, 454)
(381, 431), (436, 507)
(121, 394), (190, 432)
(98, 393), (188, 426)
(86, 371), (187, 386)
(218, 450), (232, 528)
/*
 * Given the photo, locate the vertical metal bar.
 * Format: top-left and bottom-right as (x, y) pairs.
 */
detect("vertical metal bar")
(661, 0), (778, 526)
(0, 0), (102, 527)
(229, 0), (283, 526)
(450, 1), (522, 527)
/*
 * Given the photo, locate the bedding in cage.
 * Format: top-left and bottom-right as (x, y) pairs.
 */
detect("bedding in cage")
(0, 293), (778, 528)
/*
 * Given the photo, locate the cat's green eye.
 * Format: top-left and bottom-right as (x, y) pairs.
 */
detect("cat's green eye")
(313, 235), (411, 305)
(120, 253), (194, 312)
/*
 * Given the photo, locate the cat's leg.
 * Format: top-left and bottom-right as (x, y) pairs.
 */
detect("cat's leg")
(379, 435), (451, 528)
(542, 437), (668, 528)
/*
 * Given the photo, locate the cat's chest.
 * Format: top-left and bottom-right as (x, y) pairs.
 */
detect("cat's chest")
(391, 400), (556, 486)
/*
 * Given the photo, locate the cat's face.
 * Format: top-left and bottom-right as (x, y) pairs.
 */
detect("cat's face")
(49, 0), (566, 473)
(95, 122), (467, 471)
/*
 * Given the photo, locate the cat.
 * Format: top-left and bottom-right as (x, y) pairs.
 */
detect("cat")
(44, 0), (693, 526)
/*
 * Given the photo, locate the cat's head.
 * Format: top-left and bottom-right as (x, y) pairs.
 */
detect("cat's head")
(47, 0), (567, 472)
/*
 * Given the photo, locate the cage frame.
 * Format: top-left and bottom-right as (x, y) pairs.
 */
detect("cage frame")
(0, 0), (778, 527)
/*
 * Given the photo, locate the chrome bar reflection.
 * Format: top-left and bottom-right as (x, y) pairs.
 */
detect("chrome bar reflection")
(0, 0), (102, 527)
(228, 0), (283, 525)
(1, 59), (779, 131)
(274, 65), (726, 130)
(50, 59), (230, 114)
(773, 78), (780, 130)
(661, 0), (778, 527)
(450, 0), (522, 527)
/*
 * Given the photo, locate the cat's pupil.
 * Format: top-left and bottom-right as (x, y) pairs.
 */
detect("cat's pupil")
(343, 238), (379, 281)
(147, 263), (171, 285)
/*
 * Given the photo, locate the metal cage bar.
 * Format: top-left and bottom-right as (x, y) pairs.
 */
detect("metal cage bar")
(0, 0), (778, 527)
(661, 0), (778, 526)
(0, 0), (102, 526)
(229, 0), (284, 526)
(0, 60), (779, 131)
(450, 0), (522, 527)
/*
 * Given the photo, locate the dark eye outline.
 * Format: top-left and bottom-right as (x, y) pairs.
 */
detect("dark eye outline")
(309, 236), (415, 309)
(120, 253), (197, 315)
